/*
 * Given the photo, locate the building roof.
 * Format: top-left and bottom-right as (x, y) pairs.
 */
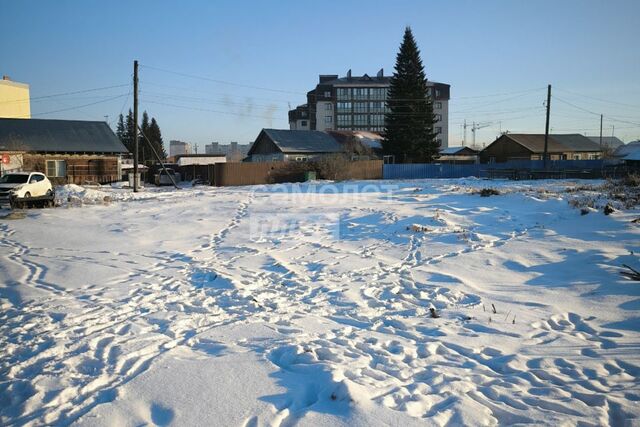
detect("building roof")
(439, 146), (478, 155)
(499, 134), (601, 153)
(613, 140), (640, 157)
(0, 118), (128, 153)
(252, 129), (343, 154)
(587, 136), (625, 149)
(175, 153), (226, 159)
(327, 130), (383, 150)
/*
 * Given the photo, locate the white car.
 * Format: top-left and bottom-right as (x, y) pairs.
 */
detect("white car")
(0, 172), (54, 203)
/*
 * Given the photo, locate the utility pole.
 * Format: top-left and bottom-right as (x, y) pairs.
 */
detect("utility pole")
(543, 84), (551, 169)
(133, 60), (139, 192)
(463, 120), (467, 146)
(599, 114), (603, 150)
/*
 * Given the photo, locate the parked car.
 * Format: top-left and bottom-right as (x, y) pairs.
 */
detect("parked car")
(154, 168), (180, 186)
(0, 172), (55, 208)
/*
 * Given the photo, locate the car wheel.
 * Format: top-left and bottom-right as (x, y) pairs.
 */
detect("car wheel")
(24, 192), (31, 198)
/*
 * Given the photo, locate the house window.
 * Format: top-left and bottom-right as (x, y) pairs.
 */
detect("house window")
(324, 116), (333, 124)
(435, 102), (442, 109)
(325, 103), (333, 111)
(295, 156), (308, 162)
(46, 160), (66, 177)
(300, 120), (308, 127)
(573, 154), (580, 160)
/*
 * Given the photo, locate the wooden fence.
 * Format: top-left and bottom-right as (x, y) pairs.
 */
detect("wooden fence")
(211, 160), (383, 187)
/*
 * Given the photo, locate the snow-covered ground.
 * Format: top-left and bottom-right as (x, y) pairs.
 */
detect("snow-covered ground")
(1, 179), (639, 426)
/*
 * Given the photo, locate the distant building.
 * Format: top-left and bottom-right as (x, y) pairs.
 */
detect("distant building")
(204, 141), (250, 162)
(0, 76), (30, 119)
(0, 118), (128, 183)
(247, 129), (343, 162)
(480, 134), (603, 163)
(288, 69), (451, 147)
(169, 140), (191, 157)
(613, 140), (640, 159)
(175, 154), (226, 166)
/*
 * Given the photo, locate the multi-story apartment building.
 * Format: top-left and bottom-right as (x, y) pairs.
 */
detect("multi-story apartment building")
(169, 140), (191, 158)
(204, 141), (251, 162)
(0, 76), (30, 119)
(288, 69), (451, 147)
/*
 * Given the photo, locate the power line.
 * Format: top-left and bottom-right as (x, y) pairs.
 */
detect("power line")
(141, 99), (287, 122)
(451, 86), (547, 100)
(0, 83), (130, 104)
(139, 64), (307, 96)
(18, 93), (129, 118)
(555, 87), (640, 110)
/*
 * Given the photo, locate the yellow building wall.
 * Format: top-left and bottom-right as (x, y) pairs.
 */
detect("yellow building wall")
(0, 80), (31, 119)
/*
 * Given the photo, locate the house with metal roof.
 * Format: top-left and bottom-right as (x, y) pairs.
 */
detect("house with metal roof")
(246, 129), (344, 162)
(587, 136), (625, 151)
(437, 146), (479, 164)
(0, 118), (128, 184)
(479, 133), (603, 163)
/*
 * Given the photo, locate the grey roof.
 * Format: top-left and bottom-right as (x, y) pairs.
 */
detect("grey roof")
(440, 146), (478, 155)
(0, 118), (128, 153)
(255, 129), (343, 154)
(503, 134), (601, 153)
(587, 136), (624, 149)
(613, 141), (640, 157)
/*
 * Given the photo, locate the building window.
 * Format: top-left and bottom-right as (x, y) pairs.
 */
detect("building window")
(354, 102), (368, 113)
(435, 114), (442, 122)
(325, 103), (333, 111)
(436, 138), (442, 146)
(295, 156), (308, 162)
(353, 88), (368, 100)
(300, 120), (308, 127)
(46, 160), (66, 177)
(370, 88), (386, 100)
(325, 116), (333, 124)
(435, 126), (442, 134)
(324, 91), (331, 98)
(337, 102), (352, 113)
(435, 102), (442, 109)
(337, 114), (352, 126)
(354, 115), (368, 126)
(427, 88), (432, 96)
(371, 115), (384, 125)
(337, 88), (351, 100)
(435, 89), (441, 98)
(370, 101), (384, 112)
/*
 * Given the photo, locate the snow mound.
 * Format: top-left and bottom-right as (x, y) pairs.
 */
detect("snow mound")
(55, 184), (114, 206)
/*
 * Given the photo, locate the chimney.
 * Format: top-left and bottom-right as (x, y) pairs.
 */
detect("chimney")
(346, 69), (352, 79)
(377, 68), (384, 78)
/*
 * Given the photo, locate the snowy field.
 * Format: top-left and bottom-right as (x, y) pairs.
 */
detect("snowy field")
(1, 179), (639, 426)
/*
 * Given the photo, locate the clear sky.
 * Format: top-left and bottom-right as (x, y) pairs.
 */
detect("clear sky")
(1, 0), (639, 148)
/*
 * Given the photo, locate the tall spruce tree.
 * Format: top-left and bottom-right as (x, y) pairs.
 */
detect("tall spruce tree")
(147, 117), (167, 159)
(140, 111), (150, 163)
(383, 27), (439, 163)
(124, 109), (136, 155)
(116, 114), (126, 144)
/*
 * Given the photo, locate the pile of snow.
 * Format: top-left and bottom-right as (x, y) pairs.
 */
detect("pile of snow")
(54, 184), (115, 206)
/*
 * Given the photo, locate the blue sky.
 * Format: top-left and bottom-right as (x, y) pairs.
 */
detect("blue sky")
(1, 0), (639, 147)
